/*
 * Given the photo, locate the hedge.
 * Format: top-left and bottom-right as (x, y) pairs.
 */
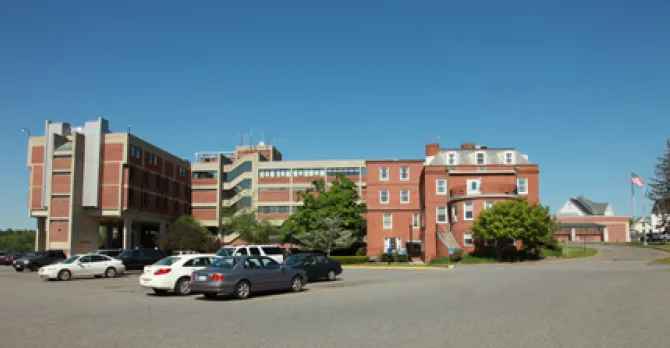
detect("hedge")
(331, 256), (369, 264)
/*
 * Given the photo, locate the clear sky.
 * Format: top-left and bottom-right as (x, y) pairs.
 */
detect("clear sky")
(1, 0), (668, 229)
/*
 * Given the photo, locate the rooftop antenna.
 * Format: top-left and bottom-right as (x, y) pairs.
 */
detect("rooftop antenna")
(237, 131), (244, 146)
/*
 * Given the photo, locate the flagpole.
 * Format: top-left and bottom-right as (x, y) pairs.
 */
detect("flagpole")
(642, 189), (648, 246)
(632, 179), (639, 244)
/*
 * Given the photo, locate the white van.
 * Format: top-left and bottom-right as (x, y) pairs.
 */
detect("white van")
(215, 245), (286, 263)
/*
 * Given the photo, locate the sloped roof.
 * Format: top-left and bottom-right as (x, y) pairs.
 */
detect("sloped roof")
(570, 196), (610, 215)
(428, 149), (532, 166)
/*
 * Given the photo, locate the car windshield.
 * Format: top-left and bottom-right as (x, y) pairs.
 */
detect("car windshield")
(284, 255), (308, 266)
(24, 251), (42, 257)
(62, 256), (80, 264)
(216, 248), (235, 256)
(118, 251), (133, 258)
(211, 257), (238, 268)
(153, 257), (181, 266)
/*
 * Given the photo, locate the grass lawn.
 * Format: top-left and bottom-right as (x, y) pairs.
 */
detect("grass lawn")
(562, 246), (599, 259)
(604, 241), (670, 251)
(428, 246), (599, 265)
(649, 257), (670, 265)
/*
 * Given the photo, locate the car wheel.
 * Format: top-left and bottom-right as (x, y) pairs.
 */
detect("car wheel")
(174, 277), (191, 296)
(104, 267), (117, 278)
(290, 276), (304, 292)
(203, 292), (218, 299)
(14, 268), (24, 272)
(233, 280), (251, 300)
(152, 288), (168, 295)
(29, 263), (39, 272)
(327, 270), (337, 281)
(58, 270), (72, 281)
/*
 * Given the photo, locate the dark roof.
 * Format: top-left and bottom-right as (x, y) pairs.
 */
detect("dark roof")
(570, 196), (610, 215)
(365, 159), (424, 163)
(558, 223), (607, 229)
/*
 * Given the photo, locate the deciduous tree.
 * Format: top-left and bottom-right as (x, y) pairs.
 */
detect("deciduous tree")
(158, 215), (211, 253)
(298, 216), (356, 256)
(227, 210), (276, 244)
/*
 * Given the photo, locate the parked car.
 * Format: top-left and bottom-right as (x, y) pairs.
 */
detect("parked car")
(139, 254), (219, 295)
(216, 245), (286, 263)
(117, 248), (167, 271)
(13, 250), (67, 272)
(190, 256), (307, 300)
(91, 249), (124, 257)
(3, 253), (24, 265)
(284, 253), (342, 281)
(38, 254), (125, 281)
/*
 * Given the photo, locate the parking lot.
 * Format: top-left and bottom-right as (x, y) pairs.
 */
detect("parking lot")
(2, 246), (670, 348)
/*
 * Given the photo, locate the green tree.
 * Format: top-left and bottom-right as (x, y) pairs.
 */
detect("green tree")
(279, 174), (366, 244)
(298, 216), (356, 256)
(471, 198), (556, 255)
(227, 210), (276, 244)
(648, 139), (670, 230)
(0, 229), (36, 252)
(158, 215), (211, 254)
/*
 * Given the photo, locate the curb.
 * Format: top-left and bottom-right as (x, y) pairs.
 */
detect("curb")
(342, 265), (449, 270)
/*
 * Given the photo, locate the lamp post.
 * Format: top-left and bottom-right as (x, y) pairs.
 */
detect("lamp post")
(21, 128), (31, 137)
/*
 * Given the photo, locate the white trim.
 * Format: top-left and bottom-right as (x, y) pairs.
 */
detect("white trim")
(400, 190), (409, 204)
(485, 201), (494, 209)
(463, 202), (474, 220)
(436, 179), (447, 195)
(412, 213), (420, 229)
(399, 166), (410, 181)
(475, 151), (486, 165)
(463, 232), (474, 247)
(447, 152), (458, 165)
(380, 189), (389, 204)
(436, 206), (447, 223)
(452, 205), (458, 222)
(466, 179), (481, 195)
(382, 213), (392, 229)
(516, 178), (528, 195)
(504, 151), (514, 165)
(379, 166), (389, 181)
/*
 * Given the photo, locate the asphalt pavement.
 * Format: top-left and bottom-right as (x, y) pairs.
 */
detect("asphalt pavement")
(1, 245), (669, 348)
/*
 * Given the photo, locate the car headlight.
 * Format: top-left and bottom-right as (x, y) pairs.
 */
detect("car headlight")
(22, 260), (29, 264)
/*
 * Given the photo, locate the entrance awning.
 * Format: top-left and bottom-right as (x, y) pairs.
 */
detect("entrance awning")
(558, 223), (607, 229)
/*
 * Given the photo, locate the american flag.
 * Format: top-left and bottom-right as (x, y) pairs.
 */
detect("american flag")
(631, 173), (645, 187)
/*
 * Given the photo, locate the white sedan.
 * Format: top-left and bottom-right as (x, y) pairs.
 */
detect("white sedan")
(39, 254), (125, 281)
(140, 254), (218, 295)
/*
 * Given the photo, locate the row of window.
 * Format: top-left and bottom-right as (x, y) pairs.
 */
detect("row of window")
(382, 212), (423, 229)
(128, 167), (189, 198)
(257, 205), (299, 214)
(131, 145), (187, 177)
(379, 189), (411, 204)
(258, 167), (365, 178)
(434, 178), (528, 195)
(436, 200), (496, 223)
(444, 151), (516, 166)
(379, 166), (410, 181)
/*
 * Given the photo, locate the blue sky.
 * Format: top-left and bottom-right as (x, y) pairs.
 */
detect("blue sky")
(1, 0), (668, 229)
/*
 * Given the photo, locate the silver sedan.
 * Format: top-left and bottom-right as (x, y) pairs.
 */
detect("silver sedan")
(190, 256), (307, 300)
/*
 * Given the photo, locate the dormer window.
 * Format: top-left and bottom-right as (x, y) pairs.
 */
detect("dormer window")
(447, 152), (457, 165)
(475, 152), (485, 165)
(504, 151), (514, 164)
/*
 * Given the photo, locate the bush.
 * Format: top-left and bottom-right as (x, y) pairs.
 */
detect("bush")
(451, 248), (464, 262)
(379, 252), (409, 263)
(355, 246), (367, 256)
(331, 256), (369, 264)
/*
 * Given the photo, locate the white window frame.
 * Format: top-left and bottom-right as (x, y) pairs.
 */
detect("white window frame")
(379, 166), (389, 181)
(463, 233), (474, 247)
(380, 190), (389, 204)
(504, 151), (514, 165)
(436, 179), (447, 195)
(475, 151), (486, 165)
(452, 205), (458, 222)
(447, 152), (457, 165)
(436, 206), (447, 224)
(517, 178), (528, 195)
(400, 166), (410, 181)
(466, 179), (481, 195)
(400, 190), (409, 204)
(463, 202), (474, 221)
(412, 213), (420, 229)
(485, 201), (494, 209)
(384, 237), (401, 250)
(383, 213), (392, 229)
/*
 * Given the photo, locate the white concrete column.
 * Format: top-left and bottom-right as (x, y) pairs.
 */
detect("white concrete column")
(123, 219), (133, 249)
(35, 217), (47, 251)
(603, 227), (609, 242)
(570, 228), (576, 242)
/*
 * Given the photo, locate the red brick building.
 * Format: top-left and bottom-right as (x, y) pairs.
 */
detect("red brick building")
(554, 196), (630, 243)
(366, 142), (540, 263)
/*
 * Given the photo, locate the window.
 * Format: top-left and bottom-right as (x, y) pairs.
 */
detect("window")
(379, 166), (389, 181)
(412, 213), (420, 228)
(464, 202), (474, 220)
(249, 247), (261, 256)
(436, 179), (447, 195)
(179, 167), (186, 177)
(447, 152), (457, 165)
(436, 206), (448, 223)
(244, 258), (262, 268)
(384, 237), (400, 250)
(504, 152), (514, 164)
(326, 167), (361, 176)
(452, 205), (458, 222)
(517, 178), (528, 194)
(463, 233), (474, 247)
(131, 146), (141, 159)
(466, 179), (481, 195)
(148, 152), (158, 166)
(292, 168), (325, 177)
(259, 169), (290, 178)
(193, 171), (217, 179)
(261, 247), (284, 255)
(380, 190), (389, 204)
(235, 248), (248, 256)
(400, 166), (409, 181)
(258, 206), (291, 214)
(183, 257), (211, 267)
(475, 152), (485, 165)
(261, 257), (280, 269)
(383, 213), (392, 229)
(485, 201), (494, 209)
(400, 190), (409, 203)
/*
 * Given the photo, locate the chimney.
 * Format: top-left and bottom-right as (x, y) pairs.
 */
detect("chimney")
(461, 142), (476, 150)
(426, 143), (440, 157)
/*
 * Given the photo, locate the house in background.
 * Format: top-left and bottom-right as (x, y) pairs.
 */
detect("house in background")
(555, 195), (630, 242)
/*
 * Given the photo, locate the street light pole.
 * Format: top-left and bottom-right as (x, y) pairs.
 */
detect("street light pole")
(21, 128), (31, 137)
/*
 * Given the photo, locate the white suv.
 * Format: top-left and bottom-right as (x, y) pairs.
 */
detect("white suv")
(216, 245), (286, 263)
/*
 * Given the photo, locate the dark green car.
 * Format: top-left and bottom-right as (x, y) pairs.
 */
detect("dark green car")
(284, 253), (342, 281)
